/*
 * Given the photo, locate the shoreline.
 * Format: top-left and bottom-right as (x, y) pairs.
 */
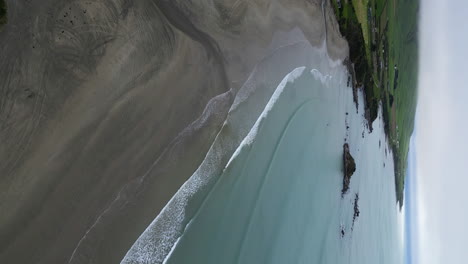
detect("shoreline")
(0, 1), (348, 263)
(126, 59), (400, 264)
(330, 0), (419, 208)
(0, 0), (410, 262)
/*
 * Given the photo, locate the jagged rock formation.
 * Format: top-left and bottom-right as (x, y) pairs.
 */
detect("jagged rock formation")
(342, 143), (356, 195)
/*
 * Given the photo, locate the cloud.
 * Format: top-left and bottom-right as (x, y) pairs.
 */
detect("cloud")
(416, 0), (468, 263)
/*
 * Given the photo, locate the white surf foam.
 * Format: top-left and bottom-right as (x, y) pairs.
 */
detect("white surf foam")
(121, 28), (347, 264)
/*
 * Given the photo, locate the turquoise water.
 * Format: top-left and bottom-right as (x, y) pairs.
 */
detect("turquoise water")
(122, 39), (403, 264)
(160, 68), (402, 264)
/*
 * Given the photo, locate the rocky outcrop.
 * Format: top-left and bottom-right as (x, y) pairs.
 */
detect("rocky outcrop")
(342, 143), (356, 195)
(352, 193), (360, 230)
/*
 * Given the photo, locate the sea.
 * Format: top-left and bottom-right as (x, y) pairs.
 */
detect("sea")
(121, 31), (404, 264)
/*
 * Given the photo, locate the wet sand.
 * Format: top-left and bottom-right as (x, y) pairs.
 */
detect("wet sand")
(0, 0), (347, 263)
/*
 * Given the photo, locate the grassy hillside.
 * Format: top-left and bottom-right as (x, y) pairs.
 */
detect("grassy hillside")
(332, 0), (419, 208)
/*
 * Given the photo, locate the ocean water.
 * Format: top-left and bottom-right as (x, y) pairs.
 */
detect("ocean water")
(122, 37), (403, 264)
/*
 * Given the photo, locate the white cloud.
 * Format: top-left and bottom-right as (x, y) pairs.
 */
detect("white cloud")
(416, 0), (468, 263)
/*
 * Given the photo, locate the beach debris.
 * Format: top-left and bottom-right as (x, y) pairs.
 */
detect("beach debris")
(342, 143), (356, 196)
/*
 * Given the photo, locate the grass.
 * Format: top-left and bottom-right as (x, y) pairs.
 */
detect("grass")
(332, 0), (419, 208)
(0, 0), (6, 29)
(352, 0), (370, 45)
(379, 0), (418, 207)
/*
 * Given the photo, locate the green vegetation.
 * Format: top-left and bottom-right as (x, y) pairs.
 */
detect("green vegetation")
(0, 0), (6, 28)
(332, 0), (419, 208)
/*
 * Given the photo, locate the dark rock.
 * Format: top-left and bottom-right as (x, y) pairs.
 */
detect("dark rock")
(352, 193), (360, 230)
(342, 143), (356, 196)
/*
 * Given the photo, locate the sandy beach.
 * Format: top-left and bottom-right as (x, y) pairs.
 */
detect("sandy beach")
(0, 0), (347, 263)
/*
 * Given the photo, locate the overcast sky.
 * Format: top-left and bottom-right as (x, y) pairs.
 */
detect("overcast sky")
(414, 0), (468, 263)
